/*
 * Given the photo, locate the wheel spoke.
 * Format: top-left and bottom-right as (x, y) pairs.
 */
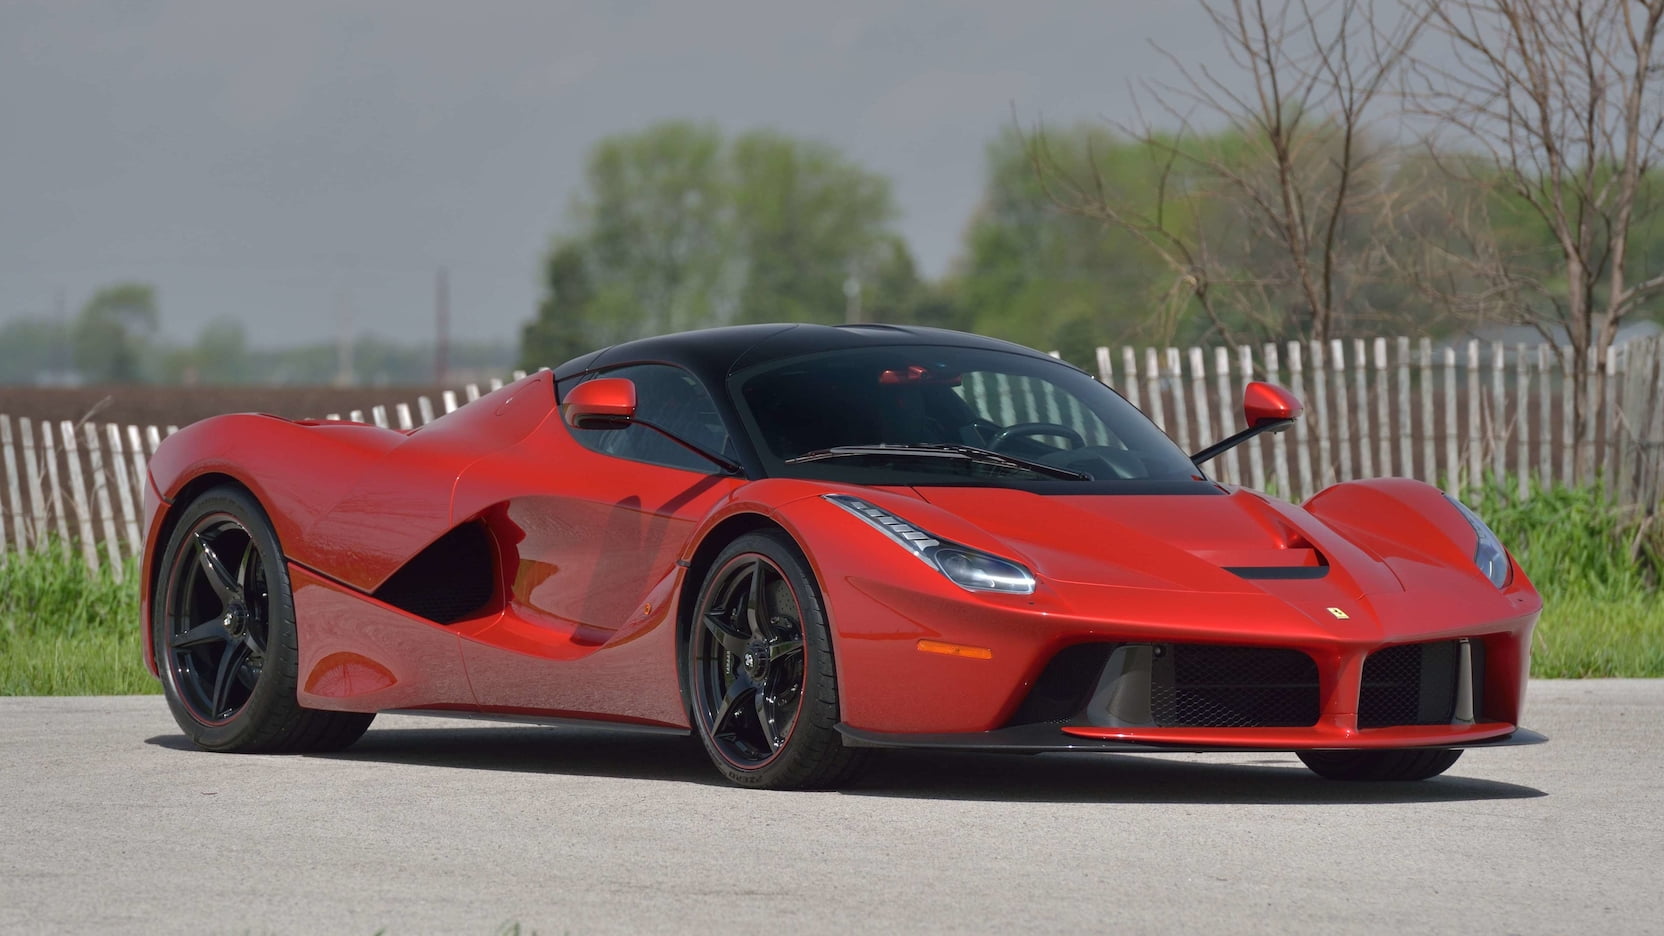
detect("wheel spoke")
(235, 540), (257, 595)
(744, 558), (771, 639)
(701, 611), (750, 657)
(710, 673), (756, 739)
(209, 641), (251, 718)
(766, 638), (803, 664)
(754, 691), (779, 752)
(194, 534), (242, 604)
(172, 618), (231, 650)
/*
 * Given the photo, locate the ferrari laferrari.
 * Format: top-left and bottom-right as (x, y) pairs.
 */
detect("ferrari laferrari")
(141, 323), (1543, 788)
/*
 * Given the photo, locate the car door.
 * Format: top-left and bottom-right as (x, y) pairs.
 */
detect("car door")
(447, 363), (744, 724)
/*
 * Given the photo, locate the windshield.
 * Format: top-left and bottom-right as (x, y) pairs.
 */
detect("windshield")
(731, 345), (1201, 486)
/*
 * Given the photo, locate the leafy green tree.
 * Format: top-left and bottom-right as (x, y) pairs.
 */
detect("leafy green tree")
(728, 130), (901, 325)
(521, 121), (918, 367)
(72, 283), (158, 383)
(951, 126), (1183, 362)
(579, 121), (730, 339)
(520, 243), (596, 370)
(162, 318), (250, 385)
(0, 318), (72, 384)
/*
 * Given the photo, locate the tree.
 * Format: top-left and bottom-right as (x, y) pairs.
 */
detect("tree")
(0, 317), (72, 384)
(728, 130), (901, 325)
(520, 243), (597, 370)
(953, 126), (1181, 359)
(520, 122), (916, 368)
(72, 283), (158, 383)
(1407, 0), (1664, 479)
(1033, 0), (1427, 346)
(163, 318), (250, 385)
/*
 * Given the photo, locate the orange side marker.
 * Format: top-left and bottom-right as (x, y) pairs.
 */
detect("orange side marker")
(916, 639), (993, 660)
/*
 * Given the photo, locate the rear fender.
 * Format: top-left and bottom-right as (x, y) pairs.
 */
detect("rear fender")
(142, 415), (406, 675)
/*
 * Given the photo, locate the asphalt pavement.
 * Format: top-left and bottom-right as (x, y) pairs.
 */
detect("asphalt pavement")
(1, 680), (1660, 935)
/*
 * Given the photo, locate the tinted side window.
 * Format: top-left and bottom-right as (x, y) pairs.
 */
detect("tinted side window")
(571, 364), (729, 473)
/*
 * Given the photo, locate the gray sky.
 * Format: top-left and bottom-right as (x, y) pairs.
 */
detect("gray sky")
(0, 1), (1219, 347)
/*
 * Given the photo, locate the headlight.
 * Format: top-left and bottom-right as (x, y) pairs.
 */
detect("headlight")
(1444, 494), (1511, 588)
(823, 494), (1036, 594)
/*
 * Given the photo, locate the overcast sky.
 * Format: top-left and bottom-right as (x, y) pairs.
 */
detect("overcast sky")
(0, 1), (1224, 347)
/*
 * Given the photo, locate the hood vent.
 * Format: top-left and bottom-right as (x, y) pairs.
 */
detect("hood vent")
(1225, 563), (1329, 580)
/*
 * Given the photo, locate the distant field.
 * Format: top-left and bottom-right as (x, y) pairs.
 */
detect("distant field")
(0, 384), (465, 428)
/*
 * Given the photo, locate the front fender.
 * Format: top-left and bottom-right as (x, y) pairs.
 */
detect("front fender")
(1303, 478), (1538, 608)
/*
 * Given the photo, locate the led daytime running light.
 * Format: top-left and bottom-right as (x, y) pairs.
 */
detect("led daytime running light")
(823, 494), (1035, 594)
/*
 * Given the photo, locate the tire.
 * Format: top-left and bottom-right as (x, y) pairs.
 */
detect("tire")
(686, 530), (866, 789)
(1297, 748), (1462, 781)
(153, 484), (373, 753)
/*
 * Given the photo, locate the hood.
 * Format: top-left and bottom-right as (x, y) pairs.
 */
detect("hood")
(911, 486), (1404, 599)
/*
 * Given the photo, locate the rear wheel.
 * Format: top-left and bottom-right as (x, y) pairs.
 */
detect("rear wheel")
(687, 531), (865, 789)
(154, 485), (373, 753)
(1297, 748), (1462, 781)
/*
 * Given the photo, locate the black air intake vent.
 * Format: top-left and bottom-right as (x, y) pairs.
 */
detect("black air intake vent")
(373, 522), (495, 625)
(1358, 640), (1478, 728)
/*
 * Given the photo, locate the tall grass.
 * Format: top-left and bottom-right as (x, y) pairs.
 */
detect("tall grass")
(1470, 483), (1664, 677)
(0, 547), (156, 695)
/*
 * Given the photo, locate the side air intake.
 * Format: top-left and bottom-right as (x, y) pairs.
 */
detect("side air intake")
(372, 522), (496, 624)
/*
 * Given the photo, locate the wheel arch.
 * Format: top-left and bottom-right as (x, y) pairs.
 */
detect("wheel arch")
(143, 472), (264, 677)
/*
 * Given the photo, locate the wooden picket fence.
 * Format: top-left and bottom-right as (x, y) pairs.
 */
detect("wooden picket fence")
(0, 375), (520, 577)
(1081, 336), (1664, 508)
(4, 336), (1664, 575)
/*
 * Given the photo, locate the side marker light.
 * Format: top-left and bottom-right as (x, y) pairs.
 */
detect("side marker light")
(916, 639), (993, 660)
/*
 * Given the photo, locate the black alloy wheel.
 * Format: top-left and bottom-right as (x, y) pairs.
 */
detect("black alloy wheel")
(154, 485), (373, 753)
(688, 531), (865, 788)
(162, 513), (271, 725)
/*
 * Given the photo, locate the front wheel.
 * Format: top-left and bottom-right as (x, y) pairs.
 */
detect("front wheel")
(687, 531), (865, 789)
(1297, 748), (1462, 781)
(153, 484), (373, 753)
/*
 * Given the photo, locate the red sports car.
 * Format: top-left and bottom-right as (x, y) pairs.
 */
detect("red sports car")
(141, 324), (1543, 788)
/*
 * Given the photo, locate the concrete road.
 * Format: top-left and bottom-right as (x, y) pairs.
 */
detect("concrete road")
(1, 681), (1660, 935)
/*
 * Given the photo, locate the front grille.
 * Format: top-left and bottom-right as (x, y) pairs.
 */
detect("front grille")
(1150, 645), (1320, 728)
(1358, 641), (1461, 728)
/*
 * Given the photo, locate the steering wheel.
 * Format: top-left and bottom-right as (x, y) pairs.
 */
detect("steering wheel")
(989, 422), (1087, 451)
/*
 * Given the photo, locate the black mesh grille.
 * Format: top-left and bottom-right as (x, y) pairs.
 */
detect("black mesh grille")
(1150, 645), (1320, 728)
(1359, 641), (1459, 728)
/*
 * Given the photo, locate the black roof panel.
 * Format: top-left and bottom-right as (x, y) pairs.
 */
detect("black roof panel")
(551, 323), (1064, 386)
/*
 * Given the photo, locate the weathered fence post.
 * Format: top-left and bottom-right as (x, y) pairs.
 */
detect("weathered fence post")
(58, 421), (99, 571)
(1287, 342), (1314, 498)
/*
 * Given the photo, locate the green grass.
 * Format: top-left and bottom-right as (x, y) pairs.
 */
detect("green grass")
(1468, 483), (1664, 678)
(1, 484), (1661, 694)
(0, 547), (157, 695)
(1533, 592), (1664, 677)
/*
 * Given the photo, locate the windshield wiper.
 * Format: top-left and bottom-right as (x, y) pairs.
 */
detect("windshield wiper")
(784, 442), (1091, 481)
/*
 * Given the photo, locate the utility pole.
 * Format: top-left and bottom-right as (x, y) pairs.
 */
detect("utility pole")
(54, 287), (69, 379)
(435, 267), (449, 385)
(334, 283), (354, 387)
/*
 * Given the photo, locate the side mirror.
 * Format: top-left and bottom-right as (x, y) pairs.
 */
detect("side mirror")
(1243, 381), (1303, 431)
(562, 377), (636, 430)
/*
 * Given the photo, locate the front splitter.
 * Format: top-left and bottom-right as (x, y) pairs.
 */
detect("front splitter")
(836, 723), (1549, 754)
